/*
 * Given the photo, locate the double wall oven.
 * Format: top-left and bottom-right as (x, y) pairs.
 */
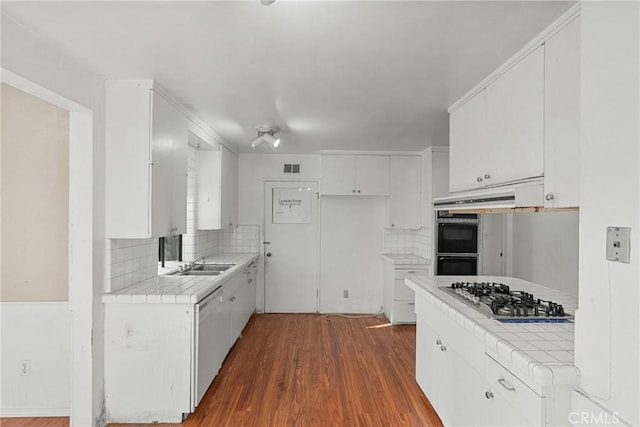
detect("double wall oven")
(436, 211), (478, 275)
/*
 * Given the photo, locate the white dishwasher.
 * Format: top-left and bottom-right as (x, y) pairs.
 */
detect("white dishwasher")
(195, 285), (227, 405)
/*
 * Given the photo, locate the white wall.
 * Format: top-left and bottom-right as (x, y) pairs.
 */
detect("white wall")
(574, 3), (640, 425)
(0, 303), (70, 416)
(320, 197), (385, 313)
(1, 84), (69, 302)
(2, 12), (107, 426)
(238, 153), (321, 311)
(510, 211), (579, 296)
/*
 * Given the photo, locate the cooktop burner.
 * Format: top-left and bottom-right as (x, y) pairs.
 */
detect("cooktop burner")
(440, 281), (572, 321)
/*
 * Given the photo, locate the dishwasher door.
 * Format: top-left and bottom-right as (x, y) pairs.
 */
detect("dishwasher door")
(196, 288), (227, 405)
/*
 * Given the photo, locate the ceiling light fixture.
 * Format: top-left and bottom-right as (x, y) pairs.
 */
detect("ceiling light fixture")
(251, 126), (281, 149)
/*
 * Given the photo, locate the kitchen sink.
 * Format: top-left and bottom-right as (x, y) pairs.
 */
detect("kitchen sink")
(168, 263), (234, 276)
(192, 264), (234, 272)
(170, 270), (222, 276)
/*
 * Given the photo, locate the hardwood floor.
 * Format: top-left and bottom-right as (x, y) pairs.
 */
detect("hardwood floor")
(113, 313), (441, 427)
(2, 314), (442, 427)
(0, 418), (68, 427)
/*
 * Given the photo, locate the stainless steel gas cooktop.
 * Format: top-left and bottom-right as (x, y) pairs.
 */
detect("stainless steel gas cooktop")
(440, 281), (572, 323)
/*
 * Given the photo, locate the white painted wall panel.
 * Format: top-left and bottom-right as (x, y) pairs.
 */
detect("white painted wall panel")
(510, 211), (579, 297)
(320, 197), (385, 313)
(0, 302), (70, 416)
(575, 3), (640, 425)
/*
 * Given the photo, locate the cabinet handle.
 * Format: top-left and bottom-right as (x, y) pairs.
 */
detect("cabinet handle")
(408, 302), (415, 306)
(352, 189), (356, 193)
(436, 339), (442, 345)
(440, 345), (447, 352)
(407, 271), (416, 273)
(545, 193), (555, 201)
(230, 296), (236, 302)
(484, 173), (491, 179)
(357, 190), (361, 193)
(485, 391), (494, 399)
(497, 378), (516, 392)
(476, 177), (483, 182)
(391, 224), (395, 227)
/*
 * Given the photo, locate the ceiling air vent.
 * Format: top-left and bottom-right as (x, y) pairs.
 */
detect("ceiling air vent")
(283, 163), (301, 174)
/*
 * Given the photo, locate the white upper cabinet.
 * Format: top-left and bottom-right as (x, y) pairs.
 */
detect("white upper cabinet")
(106, 80), (188, 238)
(321, 154), (389, 196)
(387, 155), (421, 228)
(449, 90), (487, 192)
(544, 17), (580, 208)
(448, 8), (581, 205)
(485, 45), (544, 186)
(196, 143), (221, 230)
(220, 146), (239, 228)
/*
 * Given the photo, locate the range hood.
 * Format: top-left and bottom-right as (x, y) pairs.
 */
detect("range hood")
(433, 182), (544, 212)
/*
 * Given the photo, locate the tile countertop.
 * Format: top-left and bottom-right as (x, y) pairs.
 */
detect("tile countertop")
(381, 254), (429, 265)
(102, 253), (258, 305)
(405, 275), (581, 388)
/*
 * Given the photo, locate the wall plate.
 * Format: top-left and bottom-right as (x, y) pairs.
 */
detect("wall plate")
(606, 226), (631, 263)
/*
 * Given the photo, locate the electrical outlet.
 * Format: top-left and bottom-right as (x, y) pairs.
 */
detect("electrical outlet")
(20, 360), (31, 376)
(343, 290), (349, 298)
(606, 226), (631, 263)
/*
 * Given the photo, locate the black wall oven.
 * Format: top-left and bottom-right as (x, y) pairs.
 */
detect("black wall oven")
(437, 256), (478, 275)
(436, 212), (478, 276)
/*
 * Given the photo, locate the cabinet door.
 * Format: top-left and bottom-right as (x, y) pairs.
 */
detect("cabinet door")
(388, 156), (421, 228)
(416, 319), (452, 423)
(321, 155), (357, 195)
(196, 149), (222, 230)
(356, 155), (389, 196)
(105, 82), (153, 238)
(151, 91), (178, 237)
(544, 17), (580, 208)
(449, 90), (488, 192)
(220, 146), (238, 228)
(485, 46), (544, 186)
(170, 111), (188, 235)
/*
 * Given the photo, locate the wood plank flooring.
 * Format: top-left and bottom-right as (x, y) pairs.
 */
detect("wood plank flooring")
(114, 313), (441, 426)
(2, 314), (442, 427)
(0, 417), (68, 427)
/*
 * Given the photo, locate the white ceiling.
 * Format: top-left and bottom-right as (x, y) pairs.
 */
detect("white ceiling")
(2, 1), (575, 153)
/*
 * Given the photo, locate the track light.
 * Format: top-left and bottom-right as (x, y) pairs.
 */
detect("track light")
(251, 126), (281, 150)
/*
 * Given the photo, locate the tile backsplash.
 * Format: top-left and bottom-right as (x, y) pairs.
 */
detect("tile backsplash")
(216, 225), (260, 254)
(383, 227), (432, 260)
(107, 238), (157, 293)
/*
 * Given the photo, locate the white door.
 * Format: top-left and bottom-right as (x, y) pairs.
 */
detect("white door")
(264, 181), (319, 313)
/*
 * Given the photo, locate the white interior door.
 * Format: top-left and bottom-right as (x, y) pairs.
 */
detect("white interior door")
(264, 181), (319, 313)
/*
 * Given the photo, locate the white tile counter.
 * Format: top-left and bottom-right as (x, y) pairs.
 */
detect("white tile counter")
(406, 275), (580, 387)
(102, 253), (258, 305)
(381, 253), (429, 265)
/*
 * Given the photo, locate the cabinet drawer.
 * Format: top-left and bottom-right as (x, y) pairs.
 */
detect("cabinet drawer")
(394, 279), (415, 300)
(484, 354), (543, 426)
(392, 300), (416, 323)
(393, 268), (426, 280)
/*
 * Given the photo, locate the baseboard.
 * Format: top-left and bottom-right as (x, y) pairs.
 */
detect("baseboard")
(1, 407), (70, 417)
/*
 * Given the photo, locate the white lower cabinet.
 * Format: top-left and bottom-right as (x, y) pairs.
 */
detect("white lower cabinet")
(415, 293), (566, 426)
(104, 260), (257, 423)
(382, 263), (425, 324)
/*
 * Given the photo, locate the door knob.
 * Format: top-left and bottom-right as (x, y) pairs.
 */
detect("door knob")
(266, 252), (272, 257)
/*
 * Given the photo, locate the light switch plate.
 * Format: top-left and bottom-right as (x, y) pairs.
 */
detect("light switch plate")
(606, 226), (631, 263)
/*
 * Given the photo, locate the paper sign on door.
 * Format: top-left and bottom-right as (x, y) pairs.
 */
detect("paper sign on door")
(272, 187), (312, 224)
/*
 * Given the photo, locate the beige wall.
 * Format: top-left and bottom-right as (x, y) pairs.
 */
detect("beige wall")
(1, 83), (69, 301)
